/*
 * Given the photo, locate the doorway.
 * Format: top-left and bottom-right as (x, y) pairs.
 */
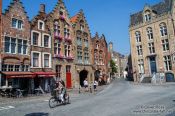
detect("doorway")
(149, 56), (157, 74)
(79, 70), (88, 87)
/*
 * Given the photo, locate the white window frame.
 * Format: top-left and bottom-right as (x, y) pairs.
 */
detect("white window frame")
(135, 31), (141, 43)
(147, 27), (153, 40)
(31, 51), (41, 68)
(42, 52), (52, 68)
(162, 39), (169, 52)
(160, 23), (167, 37)
(31, 30), (41, 46)
(164, 55), (172, 71)
(148, 42), (155, 54)
(136, 45), (143, 56)
(38, 20), (45, 31)
(11, 18), (23, 30)
(42, 33), (51, 48)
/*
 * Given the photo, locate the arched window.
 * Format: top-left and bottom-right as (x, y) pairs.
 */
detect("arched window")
(160, 23), (167, 37)
(144, 10), (151, 22)
(147, 27), (153, 40)
(80, 20), (84, 31)
(135, 31), (141, 43)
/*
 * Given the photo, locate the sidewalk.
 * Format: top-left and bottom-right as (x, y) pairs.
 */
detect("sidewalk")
(0, 84), (108, 105)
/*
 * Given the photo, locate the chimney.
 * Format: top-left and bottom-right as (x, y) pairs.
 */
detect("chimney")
(40, 4), (45, 13)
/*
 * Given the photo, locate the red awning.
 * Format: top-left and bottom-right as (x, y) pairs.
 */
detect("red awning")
(1, 72), (36, 78)
(34, 72), (56, 78)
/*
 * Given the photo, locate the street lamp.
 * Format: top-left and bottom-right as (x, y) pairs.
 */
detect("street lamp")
(76, 68), (81, 94)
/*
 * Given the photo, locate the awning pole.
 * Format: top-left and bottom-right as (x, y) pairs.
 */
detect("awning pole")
(6, 77), (8, 86)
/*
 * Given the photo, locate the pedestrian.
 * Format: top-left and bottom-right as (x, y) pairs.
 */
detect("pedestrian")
(93, 80), (98, 91)
(83, 78), (88, 92)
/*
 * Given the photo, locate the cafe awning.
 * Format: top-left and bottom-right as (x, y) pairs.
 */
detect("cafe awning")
(1, 72), (36, 78)
(34, 72), (56, 78)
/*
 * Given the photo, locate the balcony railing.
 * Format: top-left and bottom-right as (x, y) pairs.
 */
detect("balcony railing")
(64, 36), (72, 43)
(65, 55), (74, 60)
(54, 33), (63, 41)
(54, 54), (64, 59)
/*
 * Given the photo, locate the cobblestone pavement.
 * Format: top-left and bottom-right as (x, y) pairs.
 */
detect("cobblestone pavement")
(0, 83), (108, 105)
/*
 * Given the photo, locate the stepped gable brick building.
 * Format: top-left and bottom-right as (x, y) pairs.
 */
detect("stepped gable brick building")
(92, 33), (108, 85)
(46, 0), (75, 88)
(1, 0), (32, 89)
(71, 10), (94, 88)
(30, 4), (55, 92)
(129, 0), (175, 82)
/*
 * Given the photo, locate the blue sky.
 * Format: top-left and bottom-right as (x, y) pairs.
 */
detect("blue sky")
(2, 0), (162, 55)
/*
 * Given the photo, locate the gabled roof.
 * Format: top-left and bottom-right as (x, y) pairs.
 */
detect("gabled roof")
(130, 0), (172, 26)
(3, 0), (29, 21)
(70, 15), (79, 23)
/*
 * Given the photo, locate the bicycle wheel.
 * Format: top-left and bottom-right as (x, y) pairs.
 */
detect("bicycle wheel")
(49, 97), (57, 108)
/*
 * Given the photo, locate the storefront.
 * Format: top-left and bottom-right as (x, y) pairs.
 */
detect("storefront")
(33, 72), (56, 93)
(1, 72), (36, 93)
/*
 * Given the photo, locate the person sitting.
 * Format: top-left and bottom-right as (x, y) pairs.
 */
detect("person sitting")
(58, 80), (66, 103)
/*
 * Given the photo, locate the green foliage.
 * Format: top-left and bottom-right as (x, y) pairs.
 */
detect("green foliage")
(110, 60), (117, 75)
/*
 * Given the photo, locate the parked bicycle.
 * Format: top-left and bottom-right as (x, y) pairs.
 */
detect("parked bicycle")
(49, 89), (70, 108)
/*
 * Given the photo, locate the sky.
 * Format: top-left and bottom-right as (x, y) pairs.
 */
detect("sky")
(2, 0), (163, 55)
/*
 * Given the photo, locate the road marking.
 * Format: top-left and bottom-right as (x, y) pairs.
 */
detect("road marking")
(0, 106), (15, 111)
(44, 100), (49, 102)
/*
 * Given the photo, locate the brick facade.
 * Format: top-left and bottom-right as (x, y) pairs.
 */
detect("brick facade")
(92, 33), (108, 84)
(46, 0), (75, 88)
(129, 0), (175, 82)
(1, 0), (31, 87)
(71, 10), (94, 88)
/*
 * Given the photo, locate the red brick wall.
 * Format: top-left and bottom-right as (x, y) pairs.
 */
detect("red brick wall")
(1, 1), (30, 65)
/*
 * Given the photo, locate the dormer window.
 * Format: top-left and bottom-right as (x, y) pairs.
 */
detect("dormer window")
(38, 20), (44, 30)
(144, 11), (151, 22)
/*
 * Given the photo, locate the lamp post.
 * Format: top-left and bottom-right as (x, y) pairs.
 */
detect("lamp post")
(77, 68), (81, 94)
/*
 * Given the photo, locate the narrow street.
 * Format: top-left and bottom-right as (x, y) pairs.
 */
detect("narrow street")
(0, 79), (175, 116)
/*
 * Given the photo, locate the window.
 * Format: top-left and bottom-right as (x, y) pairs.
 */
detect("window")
(94, 52), (98, 64)
(22, 65), (29, 71)
(148, 42), (155, 54)
(136, 45), (143, 56)
(56, 65), (61, 78)
(33, 32), (39, 46)
(18, 39), (22, 54)
(162, 39), (169, 51)
(84, 52), (89, 64)
(2, 64), (7, 71)
(65, 45), (71, 57)
(164, 55), (172, 71)
(77, 51), (82, 63)
(44, 54), (50, 68)
(96, 44), (99, 49)
(23, 40), (27, 55)
(77, 37), (82, 46)
(64, 27), (70, 38)
(54, 42), (61, 55)
(80, 24), (84, 31)
(15, 65), (20, 71)
(12, 18), (23, 29)
(66, 65), (71, 73)
(54, 21), (60, 36)
(44, 35), (49, 47)
(8, 65), (14, 71)
(11, 38), (16, 54)
(135, 31), (141, 43)
(84, 39), (88, 47)
(33, 53), (39, 67)
(144, 11), (151, 22)
(138, 59), (144, 74)
(5, 36), (10, 53)
(4, 37), (27, 54)
(160, 23), (167, 37)
(38, 20), (44, 30)
(147, 27), (153, 40)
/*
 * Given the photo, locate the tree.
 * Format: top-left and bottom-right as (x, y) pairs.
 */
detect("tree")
(110, 59), (117, 76)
